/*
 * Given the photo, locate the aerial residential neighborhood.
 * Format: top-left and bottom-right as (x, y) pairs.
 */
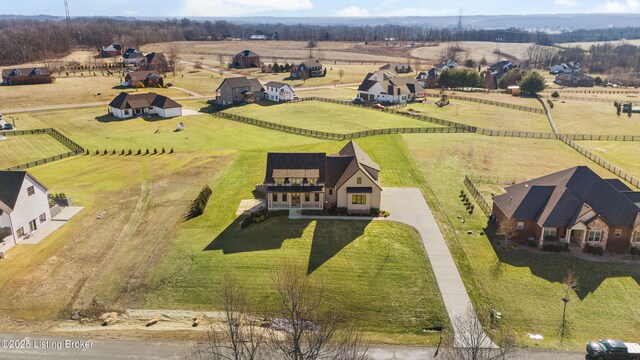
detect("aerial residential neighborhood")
(0, 2), (640, 360)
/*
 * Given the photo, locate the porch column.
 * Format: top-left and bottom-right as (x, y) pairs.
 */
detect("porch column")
(287, 194), (292, 209)
(539, 230), (545, 248)
(566, 229), (572, 245)
(581, 231), (587, 248)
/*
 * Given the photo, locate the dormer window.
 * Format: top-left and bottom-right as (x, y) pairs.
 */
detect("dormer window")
(13, 70), (21, 76)
(34, 68), (41, 75)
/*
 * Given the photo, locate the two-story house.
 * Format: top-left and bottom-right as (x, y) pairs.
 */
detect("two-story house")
(357, 69), (424, 104)
(0, 171), (51, 253)
(492, 166), (640, 253)
(290, 59), (324, 79)
(141, 52), (169, 73)
(264, 81), (296, 102)
(233, 50), (261, 68)
(264, 141), (382, 214)
(215, 77), (265, 106)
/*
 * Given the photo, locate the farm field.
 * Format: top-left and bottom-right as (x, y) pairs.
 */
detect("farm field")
(222, 100), (444, 133)
(406, 99), (552, 132)
(296, 86), (359, 99)
(550, 101), (640, 135)
(401, 133), (640, 349)
(410, 41), (541, 63)
(428, 90), (545, 108)
(255, 64), (388, 87)
(0, 134), (71, 169)
(578, 141), (640, 179)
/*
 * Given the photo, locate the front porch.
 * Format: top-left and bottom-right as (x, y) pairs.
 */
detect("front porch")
(267, 192), (324, 210)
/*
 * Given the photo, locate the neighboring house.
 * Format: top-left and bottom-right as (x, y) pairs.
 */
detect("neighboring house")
(264, 141), (382, 214)
(483, 61), (517, 90)
(290, 59), (324, 79)
(0, 171), (51, 253)
(123, 48), (145, 66)
(417, 61), (458, 88)
(379, 63), (412, 74)
(357, 70), (424, 103)
(550, 61), (581, 75)
(141, 52), (169, 72)
(101, 44), (123, 58)
(264, 81), (296, 102)
(492, 166), (640, 253)
(250, 35), (267, 40)
(108, 92), (182, 119)
(554, 72), (595, 87)
(124, 71), (163, 88)
(215, 77), (265, 106)
(233, 50), (261, 68)
(1, 67), (52, 86)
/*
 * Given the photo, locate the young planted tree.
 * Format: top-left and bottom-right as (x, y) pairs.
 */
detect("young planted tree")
(561, 270), (579, 338)
(338, 69), (346, 83)
(268, 264), (370, 360)
(496, 218), (519, 246)
(551, 91), (560, 100)
(441, 307), (518, 360)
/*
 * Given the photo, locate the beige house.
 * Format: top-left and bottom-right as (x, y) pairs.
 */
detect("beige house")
(264, 141), (382, 214)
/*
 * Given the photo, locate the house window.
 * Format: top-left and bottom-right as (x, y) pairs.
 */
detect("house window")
(309, 178), (316, 185)
(124, 110), (130, 115)
(39, 213), (46, 222)
(305, 193), (310, 202)
(516, 222), (524, 230)
(356, 177), (362, 185)
(614, 229), (622, 237)
(315, 193), (320, 202)
(27, 186), (35, 196)
(292, 178), (301, 186)
(282, 194), (287, 202)
(352, 195), (367, 205)
(329, 189), (333, 195)
(587, 230), (603, 242)
(543, 227), (557, 237)
(276, 178), (283, 185)
(272, 193), (277, 202)
(634, 232), (640, 243)
(16, 227), (24, 238)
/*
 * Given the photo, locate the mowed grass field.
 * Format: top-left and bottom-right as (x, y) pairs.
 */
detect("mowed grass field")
(0, 134), (71, 169)
(550, 101), (640, 135)
(222, 100), (444, 133)
(402, 133), (640, 349)
(578, 141), (640, 179)
(407, 99), (552, 132)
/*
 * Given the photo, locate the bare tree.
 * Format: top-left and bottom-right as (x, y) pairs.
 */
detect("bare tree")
(268, 264), (370, 360)
(191, 275), (266, 360)
(166, 42), (182, 76)
(496, 218), (519, 245)
(440, 307), (518, 360)
(338, 69), (346, 83)
(560, 270), (579, 338)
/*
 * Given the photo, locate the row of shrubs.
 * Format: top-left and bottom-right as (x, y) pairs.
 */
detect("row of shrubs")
(185, 185), (212, 220)
(584, 244), (605, 256)
(49, 193), (68, 199)
(85, 148), (174, 156)
(542, 243), (569, 252)
(459, 190), (475, 215)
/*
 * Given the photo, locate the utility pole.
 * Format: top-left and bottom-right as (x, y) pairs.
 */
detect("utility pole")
(64, 0), (71, 32)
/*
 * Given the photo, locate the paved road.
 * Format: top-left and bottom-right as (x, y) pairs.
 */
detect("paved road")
(380, 187), (488, 347)
(0, 332), (584, 359)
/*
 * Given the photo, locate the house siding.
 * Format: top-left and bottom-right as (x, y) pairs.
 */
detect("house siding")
(1, 176), (50, 253)
(335, 169), (381, 213)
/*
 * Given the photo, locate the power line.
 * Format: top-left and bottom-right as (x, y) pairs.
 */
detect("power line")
(64, 0), (71, 31)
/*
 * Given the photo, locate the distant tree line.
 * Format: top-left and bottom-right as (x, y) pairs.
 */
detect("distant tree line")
(2, 17), (640, 66)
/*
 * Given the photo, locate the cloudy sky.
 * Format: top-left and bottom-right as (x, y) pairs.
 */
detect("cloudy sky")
(5, 0), (640, 17)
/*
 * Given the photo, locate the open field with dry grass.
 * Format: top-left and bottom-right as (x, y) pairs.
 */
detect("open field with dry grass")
(0, 134), (71, 169)
(577, 141), (640, 179)
(406, 99), (552, 132)
(550, 100), (640, 135)
(410, 41), (541, 63)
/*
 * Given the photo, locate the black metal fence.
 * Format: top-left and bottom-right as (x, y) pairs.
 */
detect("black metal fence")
(564, 134), (640, 141)
(0, 128), (85, 171)
(425, 93), (545, 114)
(463, 175), (492, 216)
(539, 94), (639, 104)
(542, 89), (639, 95)
(559, 135), (640, 189)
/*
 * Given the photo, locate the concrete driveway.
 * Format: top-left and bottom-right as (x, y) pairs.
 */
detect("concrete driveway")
(381, 187), (489, 347)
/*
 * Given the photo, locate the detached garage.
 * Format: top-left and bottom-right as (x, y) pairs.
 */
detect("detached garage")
(108, 92), (182, 119)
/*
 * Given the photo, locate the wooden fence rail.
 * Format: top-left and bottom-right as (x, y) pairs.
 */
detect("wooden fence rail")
(425, 93), (545, 114)
(463, 176), (492, 216)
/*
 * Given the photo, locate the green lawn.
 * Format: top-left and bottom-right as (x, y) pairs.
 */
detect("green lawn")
(402, 133), (640, 349)
(0, 134), (71, 169)
(578, 141), (640, 180)
(222, 100), (444, 134)
(406, 99), (552, 132)
(551, 101), (640, 135)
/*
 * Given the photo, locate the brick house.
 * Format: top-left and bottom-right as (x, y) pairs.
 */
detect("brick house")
(101, 44), (123, 58)
(215, 77), (265, 106)
(290, 59), (324, 79)
(264, 141), (382, 214)
(123, 48), (145, 66)
(233, 50), (261, 68)
(124, 71), (163, 88)
(141, 52), (169, 73)
(2, 67), (52, 85)
(492, 166), (640, 253)
(554, 73), (595, 87)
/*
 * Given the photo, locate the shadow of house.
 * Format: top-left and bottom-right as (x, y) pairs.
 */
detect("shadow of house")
(205, 216), (312, 254)
(307, 219), (371, 274)
(486, 224), (640, 300)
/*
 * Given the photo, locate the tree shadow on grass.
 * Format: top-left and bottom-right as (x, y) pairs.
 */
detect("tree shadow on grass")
(307, 219), (371, 275)
(486, 224), (640, 300)
(204, 215), (312, 254)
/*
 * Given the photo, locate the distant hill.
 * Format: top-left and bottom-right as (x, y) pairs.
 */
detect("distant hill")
(1, 13), (640, 31)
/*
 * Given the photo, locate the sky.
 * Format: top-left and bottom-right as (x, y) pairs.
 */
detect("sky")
(3, 0), (640, 17)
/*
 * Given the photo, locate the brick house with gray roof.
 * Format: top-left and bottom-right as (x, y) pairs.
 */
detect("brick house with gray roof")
(492, 166), (640, 253)
(264, 141), (382, 214)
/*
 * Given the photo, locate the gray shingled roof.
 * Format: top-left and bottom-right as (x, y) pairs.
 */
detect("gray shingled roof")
(2, 67), (51, 78)
(493, 166), (640, 228)
(108, 92), (181, 110)
(0, 171), (47, 212)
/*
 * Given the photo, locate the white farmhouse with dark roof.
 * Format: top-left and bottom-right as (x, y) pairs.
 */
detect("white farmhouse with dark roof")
(108, 92), (182, 119)
(264, 81), (296, 102)
(0, 171), (51, 253)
